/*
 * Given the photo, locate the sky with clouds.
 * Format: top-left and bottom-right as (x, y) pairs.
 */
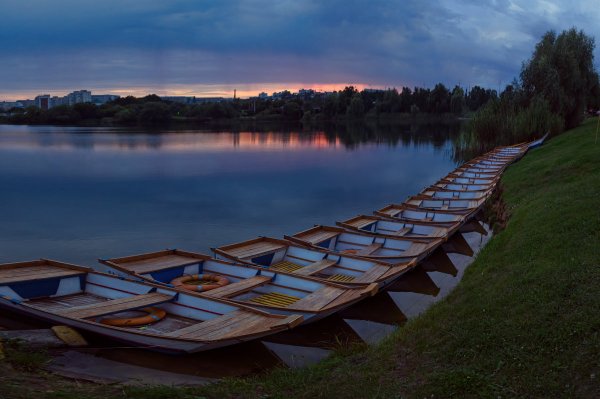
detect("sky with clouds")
(1, 0), (599, 99)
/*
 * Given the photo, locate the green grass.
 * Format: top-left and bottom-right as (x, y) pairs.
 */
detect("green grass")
(2, 341), (50, 372)
(1, 119), (599, 398)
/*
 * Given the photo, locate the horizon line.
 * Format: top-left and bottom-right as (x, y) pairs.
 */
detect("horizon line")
(0, 82), (399, 102)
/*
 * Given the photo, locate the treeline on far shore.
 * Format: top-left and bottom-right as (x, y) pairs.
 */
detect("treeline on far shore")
(0, 83), (498, 127)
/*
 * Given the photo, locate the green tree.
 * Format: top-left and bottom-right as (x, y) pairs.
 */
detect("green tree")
(450, 85), (465, 114)
(520, 28), (599, 129)
(430, 83), (450, 113)
(347, 93), (365, 117)
(73, 103), (98, 120)
(282, 101), (302, 120)
(138, 102), (171, 125)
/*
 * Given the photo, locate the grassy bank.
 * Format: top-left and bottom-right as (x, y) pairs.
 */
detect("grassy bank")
(1, 120), (599, 398)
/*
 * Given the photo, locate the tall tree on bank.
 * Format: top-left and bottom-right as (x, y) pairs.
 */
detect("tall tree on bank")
(520, 28), (599, 129)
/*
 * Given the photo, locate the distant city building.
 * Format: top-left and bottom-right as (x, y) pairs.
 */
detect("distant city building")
(66, 90), (92, 106)
(91, 94), (120, 105)
(26, 90), (104, 109)
(257, 92), (269, 99)
(0, 101), (24, 111)
(18, 100), (35, 107)
(50, 96), (67, 108)
(271, 90), (292, 100)
(298, 89), (316, 99)
(35, 94), (51, 110)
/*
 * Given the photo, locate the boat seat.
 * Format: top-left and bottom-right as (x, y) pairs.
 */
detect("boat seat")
(294, 259), (337, 276)
(0, 266), (85, 285)
(356, 243), (382, 256)
(352, 264), (389, 283)
(393, 227), (411, 237)
(352, 219), (375, 229)
(165, 310), (263, 340)
(203, 275), (272, 298)
(57, 292), (174, 319)
(270, 261), (303, 273)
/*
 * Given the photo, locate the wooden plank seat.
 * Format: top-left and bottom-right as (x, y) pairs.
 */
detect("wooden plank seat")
(356, 243), (383, 256)
(57, 292), (174, 319)
(351, 219), (375, 229)
(225, 241), (286, 259)
(297, 230), (338, 244)
(204, 275), (272, 298)
(393, 227), (412, 236)
(292, 286), (344, 309)
(166, 310), (262, 340)
(0, 266), (85, 285)
(120, 255), (200, 274)
(294, 259), (337, 276)
(352, 265), (389, 284)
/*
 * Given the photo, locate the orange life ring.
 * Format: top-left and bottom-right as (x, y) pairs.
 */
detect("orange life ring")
(99, 307), (166, 327)
(170, 273), (230, 292)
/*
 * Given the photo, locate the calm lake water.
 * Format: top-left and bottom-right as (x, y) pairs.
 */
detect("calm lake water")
(0, 123), (460, 265)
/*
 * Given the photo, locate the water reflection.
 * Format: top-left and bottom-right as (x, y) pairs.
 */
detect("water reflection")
(0, 123), (460, 265)
(0, 122), (459, 153)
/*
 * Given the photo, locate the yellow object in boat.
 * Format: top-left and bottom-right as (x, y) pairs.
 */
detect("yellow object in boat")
(51, 325), (88, 347)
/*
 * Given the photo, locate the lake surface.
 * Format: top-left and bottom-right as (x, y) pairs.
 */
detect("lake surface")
(0, 123), (460, 265)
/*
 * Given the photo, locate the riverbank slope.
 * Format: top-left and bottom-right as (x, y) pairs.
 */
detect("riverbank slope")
(1, 119), (599, 398)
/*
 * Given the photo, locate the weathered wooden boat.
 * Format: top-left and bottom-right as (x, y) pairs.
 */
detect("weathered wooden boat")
(0, 259), (303, 353)
(458, 162), (505, 173)
(466, 158), (509, 167)
(527, 132), (548, 149)
(285, 225), (442, 265)
(336, 214), (455, 239)
(418, 187), (493, 200)
(448, 167), (502, 179)
(98, 249), (377, 323)
(374, 203), (466, 227)
(438, 175), (499, 187)
(213, 237), (415, 288)
(431, 180), (496, 193)
(402, 195), (484, 215)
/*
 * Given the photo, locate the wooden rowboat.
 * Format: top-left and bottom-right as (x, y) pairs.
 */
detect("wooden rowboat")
(527, 133), (548, 149)
(448, 168), (502, 179)
(418, 187), (493, 200)
(374, 203), (465, 228)
(431, 181), (496, 193)
(438, 175), (499, 186)
(99, 250), (377, 324)
(285, 225), (441, 265)
(336, 214), (455, 239)
(213, 237), (415, 288)
(0, 260), (302, 353)
(402, 195), (484, 215)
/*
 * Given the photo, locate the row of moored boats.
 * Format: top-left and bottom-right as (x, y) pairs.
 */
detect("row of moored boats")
(0, 136), (546, 353)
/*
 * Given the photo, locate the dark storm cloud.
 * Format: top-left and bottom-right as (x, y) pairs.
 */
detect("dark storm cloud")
(1, 0), (599, 98)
